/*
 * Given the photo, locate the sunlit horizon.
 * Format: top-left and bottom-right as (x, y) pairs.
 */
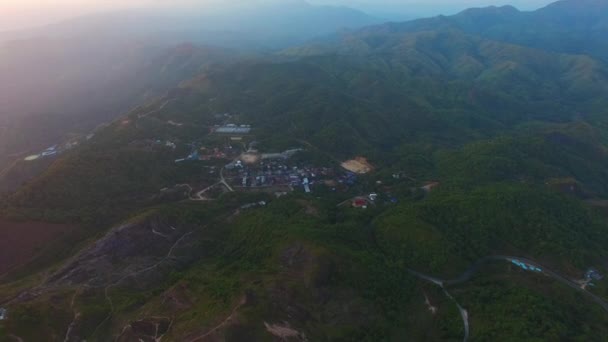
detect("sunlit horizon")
(1, 0), (555, 31)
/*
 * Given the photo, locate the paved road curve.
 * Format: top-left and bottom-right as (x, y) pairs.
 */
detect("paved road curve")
(409, 255), (608, 342)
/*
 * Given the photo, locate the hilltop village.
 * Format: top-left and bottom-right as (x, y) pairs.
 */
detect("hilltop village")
(148, 112), (422, 208)
(165, 121), (374, 203)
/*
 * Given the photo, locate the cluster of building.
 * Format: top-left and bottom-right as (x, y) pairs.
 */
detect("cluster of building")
(585, 268), (604, 282)
(225, 154), (338, 194)
(175, 144), (238, 163)
(231, 164), (335, 193)
(24, 141), (78, 162)
(213, 124), (252, 135)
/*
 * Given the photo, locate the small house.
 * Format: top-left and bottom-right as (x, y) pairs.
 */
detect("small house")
(421, 182), (440, 192)
(586, 268), (604, 281)
(352, 198), (368, 209)
(0, 308), (6, 320)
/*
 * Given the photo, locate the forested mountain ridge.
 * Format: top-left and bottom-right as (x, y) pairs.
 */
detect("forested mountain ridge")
(0, 1), (379, 48)
(12, 33), (607, 214)
(349, 0), (608, 61)
(0, 41), (238, 174)
(0, 1), (379, 171)
(1, 1), (608, 341)
(284, 29), (608, 100)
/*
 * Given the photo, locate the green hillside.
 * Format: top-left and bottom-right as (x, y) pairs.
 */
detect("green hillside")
(2, 2), (608, 340)
(353, 0), (608, 61)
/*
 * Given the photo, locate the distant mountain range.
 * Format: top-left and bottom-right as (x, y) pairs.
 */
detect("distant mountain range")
(364, 0), (608, 61)
(0, 41), (236, 166)
(0, 1), (380, 48)
(0, 1), (379, 165)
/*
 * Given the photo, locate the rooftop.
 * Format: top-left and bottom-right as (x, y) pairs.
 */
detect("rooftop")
(215, 124), (252, 134)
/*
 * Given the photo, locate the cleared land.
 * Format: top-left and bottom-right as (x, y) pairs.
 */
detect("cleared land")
(240, 153), (260, 164)
(0, 219), (75, 275)
(341, 157), (373, 174)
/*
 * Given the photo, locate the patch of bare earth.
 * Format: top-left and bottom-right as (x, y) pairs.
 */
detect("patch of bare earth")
(341, 157), (373, 174)
(240, 153), (260, 164)
(264, 322), (307, 341)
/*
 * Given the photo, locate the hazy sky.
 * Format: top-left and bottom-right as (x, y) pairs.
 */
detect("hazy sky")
(1, 0), (556, 30)
(321, 0), (553, 16)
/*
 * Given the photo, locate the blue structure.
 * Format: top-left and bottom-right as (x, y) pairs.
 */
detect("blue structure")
(187, 150), (199, 161)
(586, 268), (604, 281)
(511, 260), (542, 273)
(215, 125), (252, 134)
(339, 172), (357, 186)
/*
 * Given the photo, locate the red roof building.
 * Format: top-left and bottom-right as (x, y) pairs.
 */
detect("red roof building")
(352, 198), (368, 208)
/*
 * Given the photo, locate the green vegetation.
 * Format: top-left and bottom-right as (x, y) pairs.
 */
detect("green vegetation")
(2, 1), (608, 340)
(454, 271), (608, 341)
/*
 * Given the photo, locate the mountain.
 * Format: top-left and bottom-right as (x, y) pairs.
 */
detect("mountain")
(360, 0), (608, 61)
(1, 1), (608, 341)
(0, 39), (237, 173)
(284, 28), (608, 124)
(9, 27), (608, 215)
(0, 1), (378, 169)
(0, 2), (380, 49)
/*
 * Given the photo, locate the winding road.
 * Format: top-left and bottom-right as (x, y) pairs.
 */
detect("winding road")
(219, 165), (234, 192)
(175, 183), (220, 201)
(409, 255), (608, 342)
